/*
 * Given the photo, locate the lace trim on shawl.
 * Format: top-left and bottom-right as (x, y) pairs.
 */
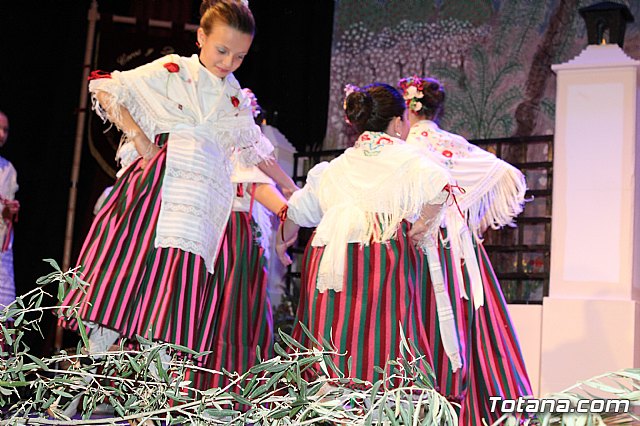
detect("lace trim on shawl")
(213, 123), (274, 167)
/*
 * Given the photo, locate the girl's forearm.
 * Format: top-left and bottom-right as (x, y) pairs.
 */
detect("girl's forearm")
(252, 183), (287, 214)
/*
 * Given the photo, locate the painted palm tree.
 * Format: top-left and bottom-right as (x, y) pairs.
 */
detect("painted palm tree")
(432, 46), (523, 139)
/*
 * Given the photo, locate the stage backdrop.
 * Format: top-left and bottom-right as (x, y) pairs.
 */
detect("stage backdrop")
(325, 0), (640, 148)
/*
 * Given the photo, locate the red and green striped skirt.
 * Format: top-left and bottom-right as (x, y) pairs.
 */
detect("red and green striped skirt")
(292, 222), (434, 385)
(58, 147), (216, 354)
(421, 229), (532, 425)
(194, 211), (273, 390)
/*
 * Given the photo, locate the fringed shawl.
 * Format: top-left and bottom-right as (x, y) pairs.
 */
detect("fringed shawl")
(88, 54), (273, 272)
(289, 132), (450, 293)
(407, 120), (527, 235)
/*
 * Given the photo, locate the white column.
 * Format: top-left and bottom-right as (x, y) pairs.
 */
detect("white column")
(540, 44), (640, 396)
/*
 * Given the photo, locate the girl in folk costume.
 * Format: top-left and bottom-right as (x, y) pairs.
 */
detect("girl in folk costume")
(399, 75), (532, 424)
(0, 111), (19, 312)
(58, 0), (297, 378)
(276, 83), (451, 384)
(198, 89), (289, 389)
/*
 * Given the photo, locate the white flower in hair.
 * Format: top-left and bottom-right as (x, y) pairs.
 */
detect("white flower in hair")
(404, 85), (424, 100)
(240, 0), (249, 6)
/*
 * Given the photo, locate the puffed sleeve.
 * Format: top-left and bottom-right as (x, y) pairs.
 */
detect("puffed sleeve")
(287, 162), (329, 227)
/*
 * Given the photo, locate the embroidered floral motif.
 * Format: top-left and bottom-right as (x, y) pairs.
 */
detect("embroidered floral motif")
(230, 95), (240, 108)
(411, 123), (472, 169)
(354, 131), (396, 156)
(163, 59), (187, 111)
(163, 62), (180, 73)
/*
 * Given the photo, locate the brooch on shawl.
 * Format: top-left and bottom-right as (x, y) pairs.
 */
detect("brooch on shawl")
(354, 132), (395, 156)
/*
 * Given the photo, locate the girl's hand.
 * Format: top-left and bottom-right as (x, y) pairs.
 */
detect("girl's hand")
(281, 184), (299, 200)
(275, 224), (297, 266)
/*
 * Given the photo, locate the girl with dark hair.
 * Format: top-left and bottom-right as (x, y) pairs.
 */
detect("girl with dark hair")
(276, 83), (451, 384)
(399, 75), (532, 424)
(58, 0), (296, 392)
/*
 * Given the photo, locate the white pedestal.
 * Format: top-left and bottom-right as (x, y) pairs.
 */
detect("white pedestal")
(540, 44), (640, 395)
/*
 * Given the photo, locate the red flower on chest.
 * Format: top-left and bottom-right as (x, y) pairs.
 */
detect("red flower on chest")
(230, 96), (240, 108)
(442, 150), (453, 158)
(163, 62), (180, 73)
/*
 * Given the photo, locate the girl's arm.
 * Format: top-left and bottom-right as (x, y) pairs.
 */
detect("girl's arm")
(407, 202), (444, 246)
(95, 91), (160, 165)
(257, 160), (299, 199)
(252, 183), (287, 214)
(275, 217), (299, 266)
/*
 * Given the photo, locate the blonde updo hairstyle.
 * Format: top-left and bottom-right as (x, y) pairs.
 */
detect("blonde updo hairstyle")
(200, 0), (255, 36)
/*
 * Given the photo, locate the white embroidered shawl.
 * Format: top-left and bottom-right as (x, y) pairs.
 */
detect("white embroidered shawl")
(407, 120), (527, 235)
(89, 54), (273, 272)
(288, 132), (450, 293)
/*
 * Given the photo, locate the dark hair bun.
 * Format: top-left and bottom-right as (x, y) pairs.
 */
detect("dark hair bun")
(345, 91), (373, 130)
(420, 78), (445, 118)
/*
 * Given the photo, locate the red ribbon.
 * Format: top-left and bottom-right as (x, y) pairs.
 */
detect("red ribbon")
(247, 183), (257, 219)
(87, 70), (112, 81)
(443, 183), (466, 218)
(277, 205), (289, 241)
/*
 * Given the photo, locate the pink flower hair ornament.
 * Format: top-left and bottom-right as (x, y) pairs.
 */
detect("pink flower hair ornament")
(241, 88), (261, 118)
(342, 83), (361, 124)
(398, 75), (442, 113)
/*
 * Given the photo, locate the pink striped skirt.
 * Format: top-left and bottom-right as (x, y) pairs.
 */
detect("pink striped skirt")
(58, 147), (216, 355)
(195, 211), (273, 389)
(420, 229), (533, 425)
(292, 222), (434, 385)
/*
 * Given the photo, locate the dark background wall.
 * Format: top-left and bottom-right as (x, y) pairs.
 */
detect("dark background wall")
(0, 0), (334, 355)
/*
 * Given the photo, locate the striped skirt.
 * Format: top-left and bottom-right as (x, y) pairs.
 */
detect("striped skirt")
(421, 230), (532, 425)
(292, 222), (434, 385)
(58, 148), (215, 353)
(196, 211), (273, 389)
